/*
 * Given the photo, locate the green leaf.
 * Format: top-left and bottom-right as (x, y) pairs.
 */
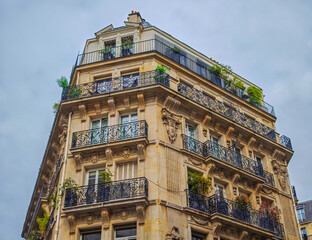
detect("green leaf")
(56, 76), (69, 88)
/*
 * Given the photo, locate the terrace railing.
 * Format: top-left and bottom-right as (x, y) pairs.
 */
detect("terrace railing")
(178, 82), (277, 142)
(71, 120), (148, 149)
(182, 135), (267, 180)
(62, 70), (169, 101)
(64, 177), (148, 208)
(186, 191), (285, 239)
(72, 39), (275, 116)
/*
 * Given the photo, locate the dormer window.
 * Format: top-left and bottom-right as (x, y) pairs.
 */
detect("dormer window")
(102, 40), (116, 59)
(121, 36), (134, 56)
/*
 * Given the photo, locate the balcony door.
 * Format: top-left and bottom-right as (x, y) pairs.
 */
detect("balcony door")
(233, 144), (242, 168)
(254, 155), (264, 177)
(115, 162), (138, 199)
(214, 183), (228, 215)
(120, 113), (138, 139)
(86, 169), (106, 203)
(210, 136), (220, 159)
(185, 123), (197, 153)
(91, 118), (108, 145)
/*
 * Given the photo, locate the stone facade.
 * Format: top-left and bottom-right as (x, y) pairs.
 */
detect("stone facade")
(22, 12), (299, 240)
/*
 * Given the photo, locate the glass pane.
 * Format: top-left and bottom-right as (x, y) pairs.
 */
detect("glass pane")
(131, 114), (138, 122)
(116, 227), (137, 237)
(88, 171), (96, 185)
(102, 118), (108, 127)
(82, 232), (101, 240)
(92, 120), (100, 129)
(121, 115), (129, 124)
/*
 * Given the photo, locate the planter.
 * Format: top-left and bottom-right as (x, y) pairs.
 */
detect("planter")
(102, 52), (114, 60)
(154, 70), (169, 86)
(122, 48), (132, 57)
(64, 189), (77, 207)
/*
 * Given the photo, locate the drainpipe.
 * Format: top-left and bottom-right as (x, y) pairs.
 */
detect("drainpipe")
(54, 112), (72, 240)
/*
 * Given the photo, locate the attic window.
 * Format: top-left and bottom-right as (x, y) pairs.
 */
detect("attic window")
(122, 36), (133, 44)
(105, 40), (116, 48)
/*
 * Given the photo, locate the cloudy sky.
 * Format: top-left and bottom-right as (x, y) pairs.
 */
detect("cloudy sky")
(1, 0), (311, 239)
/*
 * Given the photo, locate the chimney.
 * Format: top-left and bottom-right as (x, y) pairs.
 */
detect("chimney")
(127, 11), (143, 23)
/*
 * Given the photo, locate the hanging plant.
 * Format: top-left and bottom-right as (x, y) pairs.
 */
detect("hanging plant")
(247, 86), (263, 106)
(188, 171), (212, 195)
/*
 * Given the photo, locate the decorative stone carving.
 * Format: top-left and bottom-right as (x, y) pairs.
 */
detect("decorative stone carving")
(166, 226), (183, 240)
(272, 160), (288, 191)
(67, 215), (76, 234)
(94, 103), (101, 114)
(188, 156), (202, 166)
(239, 230), (248, 240)
(90, 152), (100, 164)
(86, 213), (95, 225)
(108, 97), (115, 117)
(164, 96), (181, 113)
(137, 144), (145, 161)
(162, 108), (181, 144)
(123, 97), (130, 109)
(136, 205), (145, 225)
(101, 208), (110, 230)
(233, 187), (237, 196)
(203, 129), (207, 137)
(226, 126), (234, 139)
(78, 104), (87, 122)
(191, 215), (209, 226)
(137, 93), (145, 112)
(105, 148), (113, 166)
(202, 115), (211, 126)
(212, 222), (222, 236)
(122, 148), (131, 159)
(74, 153), (82, 171)
(232, 173), (240, 184)
(207, 163), (216, 175)
(255, 183), (262, 193)
(58, 123), (68, 157)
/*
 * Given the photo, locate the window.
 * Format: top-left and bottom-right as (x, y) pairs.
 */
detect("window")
(121, 36), (134, 57)
(115, 227), (136, 240)
(297, 207), (305, 222)
(191, 231), (205, 240)
(91, 118), (108, 144)
(232, 141), (242, 168)
(185, 123), (195, 139)
(196, 63), (206, 78)
(85, 169), (107, 204)
(185, 123), (198, 153)
(210, 136), (220, 158)
(301, 228), (307, 240)
(254, 155), (264, 176)
(104, 40), (116, 59)
(214, 183), (226, 199)
(122, 73), (139, 89)
(120, 113), (138, 139)
(116, 162), (137, 180)
(81, 231), (101, 240)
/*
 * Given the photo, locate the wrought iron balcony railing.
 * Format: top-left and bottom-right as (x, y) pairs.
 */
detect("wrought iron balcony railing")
(182, 135), (270, 182)
(71, 120), (148, 149)
(62, 70), (169, 101)
(48, 156), (62, 192)
(179, 82), (277, 142)
(186, 191), (285, 239)
(72, 39), (275, 117)
(280, 135), (293, 151)
(64, 177), (148, 208)
(26, 185), (47, 238)
(182, 135), (275, 187)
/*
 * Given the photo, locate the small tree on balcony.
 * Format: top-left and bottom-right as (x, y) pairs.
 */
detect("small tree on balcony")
(187, 171), (212, 195)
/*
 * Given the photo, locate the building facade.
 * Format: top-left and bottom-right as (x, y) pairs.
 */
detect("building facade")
(22, 12), (299, 240)
(295, 188), (312, 240)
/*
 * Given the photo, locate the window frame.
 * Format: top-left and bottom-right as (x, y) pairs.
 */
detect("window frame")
(114, 226), (137, 240)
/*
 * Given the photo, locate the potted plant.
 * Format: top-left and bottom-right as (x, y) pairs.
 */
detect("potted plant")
(36, 208), (50, 237)
(100, 47), (114, 60)
(61, 178), (78, 207)
(155, 65), (169, 85)
(98, 169), (113, 202)
(187, 171), (212, 213)
(121, 40), (133, 56)
(247, 86), (263, 107)
(233, 195), (252, 223)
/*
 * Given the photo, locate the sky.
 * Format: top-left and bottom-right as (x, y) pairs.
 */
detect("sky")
(1, 0), (311, 239)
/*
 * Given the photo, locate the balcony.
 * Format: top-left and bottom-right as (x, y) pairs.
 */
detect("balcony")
(71, 120), (148, 149)
(64, 177), (148, 208)
(182, 135), (276, 187)
(186, 191), (285, 239)
(62, 70), (169, 101)
(71, 39), (275, 117)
